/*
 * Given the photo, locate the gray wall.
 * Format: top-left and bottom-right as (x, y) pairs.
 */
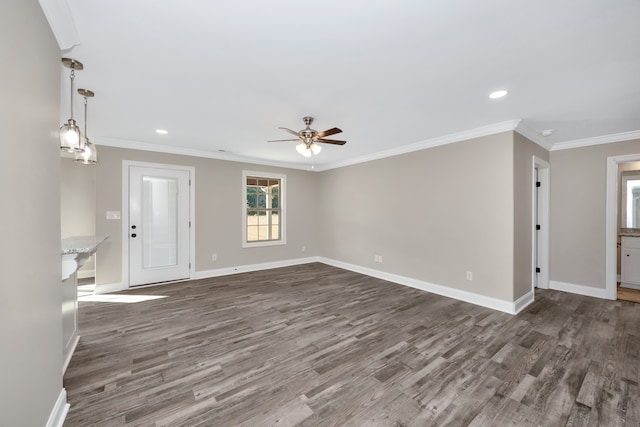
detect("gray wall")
(550, 138), (640, 288)
(95, 146), (320, 286)
(61, 157), (96, 275)
(0, 0), (63, 425)
(318, 132), (517, 301)
(513, 132), (550, 299)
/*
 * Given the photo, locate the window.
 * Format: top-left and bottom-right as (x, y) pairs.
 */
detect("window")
(242, 171), (286, 247)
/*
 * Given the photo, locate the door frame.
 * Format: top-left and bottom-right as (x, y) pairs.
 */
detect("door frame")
(121, 160), (195, 289)
(532, 156), (550, 291)
(605, 152), (640, 300)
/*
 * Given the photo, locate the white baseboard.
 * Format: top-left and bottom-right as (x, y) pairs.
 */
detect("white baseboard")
(514, 290), (535, 313)
(621, 282), (640, 290)
(46, 389), (69, 427)
(62, 334), (80, 375)
(194, 257), (319, 280)
(110, 257), (533, 314)
(318, 257), (522, 314)
(549, 280), (607, 299)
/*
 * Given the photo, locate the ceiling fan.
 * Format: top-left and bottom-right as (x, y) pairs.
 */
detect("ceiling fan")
(268, 116), (346, 157)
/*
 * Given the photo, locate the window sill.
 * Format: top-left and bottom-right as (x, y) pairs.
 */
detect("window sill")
(242, 239), (287, 249)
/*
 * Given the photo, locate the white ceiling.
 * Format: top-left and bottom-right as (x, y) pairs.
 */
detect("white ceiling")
(47, 0), (640, 170)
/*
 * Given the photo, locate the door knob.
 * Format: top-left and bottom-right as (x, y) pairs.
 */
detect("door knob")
(131, 233), (137, 238)
(131, 225), (137, 229)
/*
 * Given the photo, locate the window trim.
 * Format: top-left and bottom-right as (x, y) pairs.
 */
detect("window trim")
(242, 170), (286, 248)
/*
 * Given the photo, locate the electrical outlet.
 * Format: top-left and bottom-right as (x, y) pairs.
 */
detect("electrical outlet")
(466, 271), (473, 281)
(301, 246), (306, 252)
(378, 255), (383, 263)
(374, 255), (383, 263)
(211, 254), (217, 261)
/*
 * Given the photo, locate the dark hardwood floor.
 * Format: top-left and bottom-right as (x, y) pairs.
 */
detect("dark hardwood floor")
(64, 263), (640, 426)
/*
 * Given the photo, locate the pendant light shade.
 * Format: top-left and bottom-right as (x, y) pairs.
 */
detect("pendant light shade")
(75, 89), (97, 164)
(309, 142), (322, 155)
(60, 119), (81, 151)
(75, 140), (97, 164)
(60, 58), (84, 152)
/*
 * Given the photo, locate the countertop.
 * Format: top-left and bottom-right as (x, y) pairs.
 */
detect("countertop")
(62, 235), (109, 255)
(620, 228), (640, 237)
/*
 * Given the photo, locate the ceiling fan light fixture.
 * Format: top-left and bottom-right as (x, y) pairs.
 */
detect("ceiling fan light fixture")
(310, 142), (322, 155)
(271, 117), (346, 158)
(296, 142), (312, 157)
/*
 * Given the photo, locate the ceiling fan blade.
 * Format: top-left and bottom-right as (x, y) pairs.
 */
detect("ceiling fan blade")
(316, 127), (342, 138)
(278, 127), (301, 137)
(267, 138), (300, 142)
(316, 138), (347, 145)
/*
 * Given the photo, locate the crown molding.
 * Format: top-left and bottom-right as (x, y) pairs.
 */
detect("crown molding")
(38, 0), (80, 50)
(514, 121), (554, 151)
(94, 125), (640, 173)
(550, 130), (640, 151)
(94, 137), (313, 171)
(314, 119), (522, 171)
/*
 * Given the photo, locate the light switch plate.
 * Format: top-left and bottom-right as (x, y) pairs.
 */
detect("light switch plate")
(106, 211), (121, 220)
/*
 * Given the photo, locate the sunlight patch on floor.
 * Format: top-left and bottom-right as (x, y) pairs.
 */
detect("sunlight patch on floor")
(79, 294), (168, 304)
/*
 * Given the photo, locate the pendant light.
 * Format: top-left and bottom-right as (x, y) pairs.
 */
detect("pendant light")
(60, 58), (84, 152)
(74, 89), (97, 164)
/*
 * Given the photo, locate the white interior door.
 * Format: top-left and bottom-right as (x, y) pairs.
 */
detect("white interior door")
(129, 166), (190, 286)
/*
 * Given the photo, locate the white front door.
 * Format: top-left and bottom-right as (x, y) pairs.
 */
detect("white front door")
(128, 165), (191, 286)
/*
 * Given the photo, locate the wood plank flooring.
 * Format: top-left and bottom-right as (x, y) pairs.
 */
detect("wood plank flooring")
(63, 263), (640, 426)
(617, 283), (640, 304)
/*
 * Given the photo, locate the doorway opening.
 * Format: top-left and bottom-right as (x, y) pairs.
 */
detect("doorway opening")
(605, 153), (640, 301)
(532, 157), (550, 293)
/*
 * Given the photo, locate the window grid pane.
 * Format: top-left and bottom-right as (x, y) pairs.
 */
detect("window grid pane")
(246, 176), (281, 243)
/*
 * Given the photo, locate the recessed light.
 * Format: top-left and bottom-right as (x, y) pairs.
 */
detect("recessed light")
(489, 90), (508, 99)
(156, 129), (168, 134)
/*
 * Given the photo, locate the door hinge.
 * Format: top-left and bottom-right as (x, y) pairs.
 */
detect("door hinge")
(536, 181), (541, 187)
(189, 262), (191, 269)
(536, 267), (541, 273)
(536, 224), (541, 230)
(189, 179), (191, 186)
(189, 220), (191, 227)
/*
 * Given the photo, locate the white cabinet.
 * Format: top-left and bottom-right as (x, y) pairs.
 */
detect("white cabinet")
(621, 236), (640, 289)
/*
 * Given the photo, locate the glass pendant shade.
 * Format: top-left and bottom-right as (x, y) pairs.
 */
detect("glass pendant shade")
(74, 88), (97, 164)
(60, 58), (84, 152)
(74, 138), (97, 164)
(296, 142), (312, 157)
(60, 119), (83, 152)
(310, 142), (322, 155)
